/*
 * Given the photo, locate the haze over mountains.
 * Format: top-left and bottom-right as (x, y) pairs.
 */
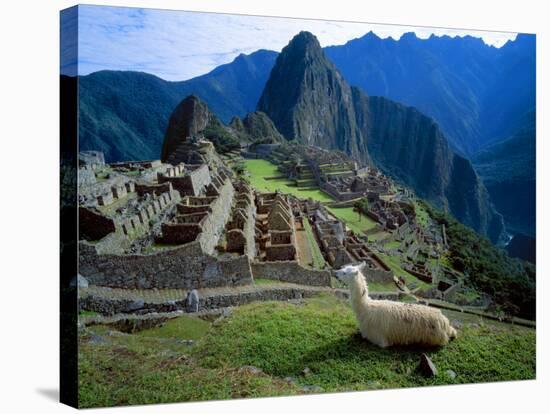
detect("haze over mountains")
(72, 29), (535, 241)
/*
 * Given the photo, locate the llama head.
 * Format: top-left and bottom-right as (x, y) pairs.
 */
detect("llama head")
(335, 262), (366, 284)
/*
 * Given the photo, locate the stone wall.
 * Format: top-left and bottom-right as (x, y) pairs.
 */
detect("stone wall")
(157, 222), (202, 244)
(321, 181), (363, 201)
(251, 261), (332, 287)
(156, 178), (234, 253)
(117, 190), (180, 239)
(80, 285), (322, 316)
(226, 229), (247, 254)
(405, 267), (433, 283)
(79, 151), (105, 167)
(135, 182), (173, 197)
(79, 207), (116, 241)
(79, 241), (253, 289)
(363, 267), (395, 284)
(78, 167), (96, 187)
(265, 244), (296, 261)
(158, 164), (211, 196)
(198, 178), (234, 254)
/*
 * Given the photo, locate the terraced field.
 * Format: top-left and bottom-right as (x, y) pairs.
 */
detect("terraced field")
(244, 159), (334, 202)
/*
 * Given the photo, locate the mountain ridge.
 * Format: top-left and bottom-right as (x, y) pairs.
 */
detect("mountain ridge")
(257, 31), (504, 243)
(76, 31), (534, 160)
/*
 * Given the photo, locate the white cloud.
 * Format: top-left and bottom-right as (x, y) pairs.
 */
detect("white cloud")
(73, 5), (518, 81)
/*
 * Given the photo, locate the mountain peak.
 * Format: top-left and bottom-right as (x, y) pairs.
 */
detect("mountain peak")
(289, 31), (321, 46)
(400, 32), (419, 42)
(257, 29), (362, 155)
(363, 30), (380, 40)
(161, 94), (214, 161)
(283, 31), (323, 58)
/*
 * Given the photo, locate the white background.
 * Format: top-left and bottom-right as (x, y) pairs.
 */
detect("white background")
(0, 0), (547, 412)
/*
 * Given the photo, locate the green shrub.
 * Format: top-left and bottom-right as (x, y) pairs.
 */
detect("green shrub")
(421, 200), (535, 320)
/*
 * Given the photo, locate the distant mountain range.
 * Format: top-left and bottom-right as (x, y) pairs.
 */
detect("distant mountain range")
(76, 31), (534, 162)
(325, 32), (535, 155)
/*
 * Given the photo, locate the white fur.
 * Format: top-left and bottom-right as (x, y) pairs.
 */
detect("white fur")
(335, 262), (457, 348)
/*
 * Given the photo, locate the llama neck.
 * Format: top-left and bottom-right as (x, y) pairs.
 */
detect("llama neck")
(350, 272), (370, 304)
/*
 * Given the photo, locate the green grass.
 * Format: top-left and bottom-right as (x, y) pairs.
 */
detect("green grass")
(368, 231), (392, 242)
(79, 294), (535, 407)
(384, 240), (401, 250)
(327, 206), (378, 234)
(400, 294), (418, 303)
(196, 295), (535, 391)
(456, 289), (481, 303)
(303, 219), (326, 269)
(368, 282), (399, 293)
(79, 310), (99, 317)
(79, 337), (297, 407)
(244, 159), (334, 202)
(137, 315), (211, 341)
(413, 200), (430, 229)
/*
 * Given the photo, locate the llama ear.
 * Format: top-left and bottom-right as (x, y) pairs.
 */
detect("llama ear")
(358, 261), (366, 271)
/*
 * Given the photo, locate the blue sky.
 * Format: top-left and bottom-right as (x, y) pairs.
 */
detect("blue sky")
(61, 5), (518, 81)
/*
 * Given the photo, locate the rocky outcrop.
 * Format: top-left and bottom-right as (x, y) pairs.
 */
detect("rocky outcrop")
(161, 95), (216, 161)
(162, 96), (285, 162)
(230, 111), (284, 143)
(257, 31), (504, 243)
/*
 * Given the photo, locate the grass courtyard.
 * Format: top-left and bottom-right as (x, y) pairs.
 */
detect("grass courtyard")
(243, 159), (334, 202)
(79, 293), (536, 408)
(327, 206), (378, 234)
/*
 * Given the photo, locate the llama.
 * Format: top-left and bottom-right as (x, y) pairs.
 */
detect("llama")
(335, 262), (457, 348)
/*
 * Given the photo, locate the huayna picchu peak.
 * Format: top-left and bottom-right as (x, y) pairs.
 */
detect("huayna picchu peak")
(258, 31), (505, 243)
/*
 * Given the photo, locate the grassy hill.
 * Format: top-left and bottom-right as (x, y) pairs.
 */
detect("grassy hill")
(79, 294), (535, 408)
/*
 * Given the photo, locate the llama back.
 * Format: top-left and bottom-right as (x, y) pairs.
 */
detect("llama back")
(357, 300), (455, 347)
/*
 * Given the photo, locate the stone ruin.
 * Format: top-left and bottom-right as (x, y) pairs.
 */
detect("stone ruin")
(322, 168), (394, 202)
(255, 193), (297, 262)
(240, 142), (466, 301)
(246, 142), (414, 233)
(77, 146), (255, 290)
(298, 200), (394, 285)
(77, 143), (336, 301)
(79, 132), (458, 316)
(225, 181), (256, 258)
